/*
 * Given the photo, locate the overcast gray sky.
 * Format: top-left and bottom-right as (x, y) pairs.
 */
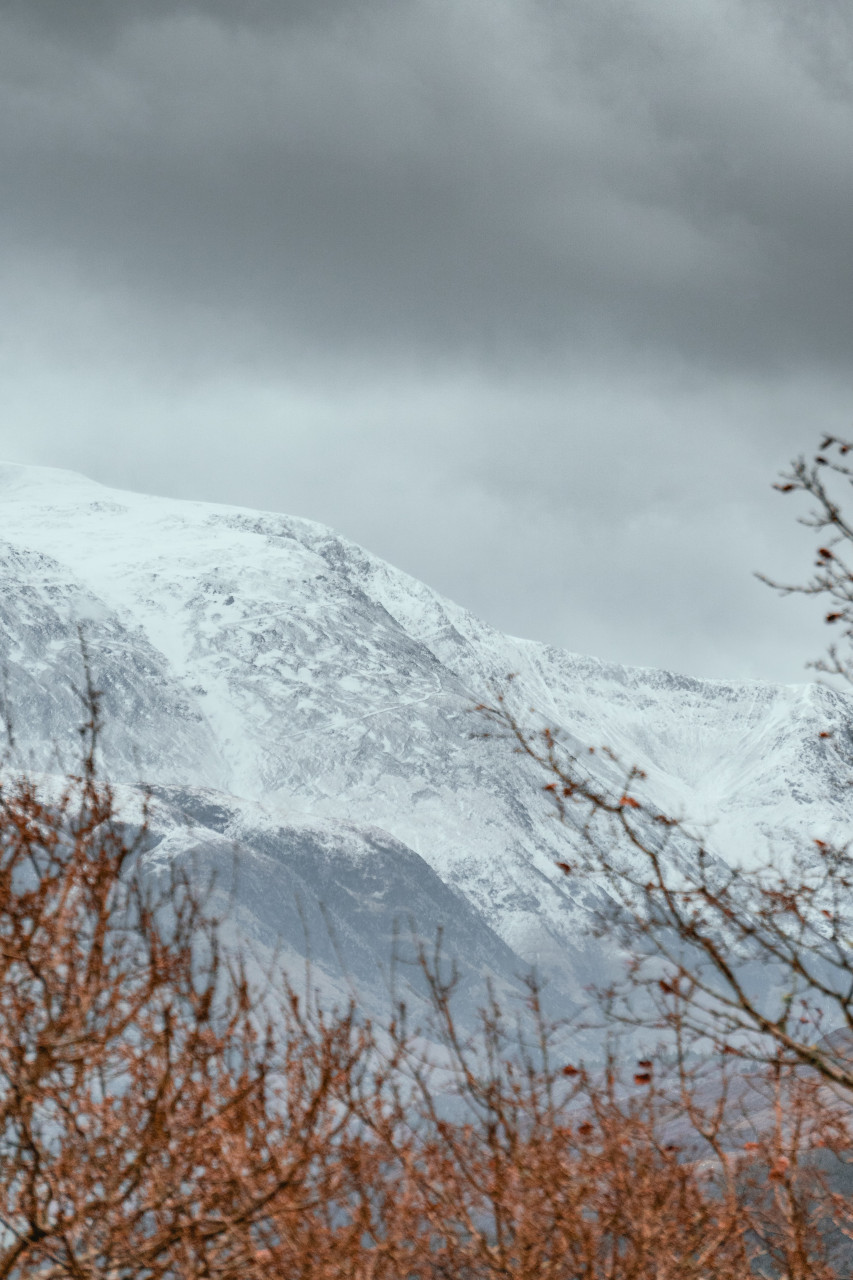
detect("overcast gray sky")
(2, 0), (852, 682)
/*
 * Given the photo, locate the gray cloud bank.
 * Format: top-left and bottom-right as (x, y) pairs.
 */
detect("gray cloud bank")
(2, 0), (853, 681)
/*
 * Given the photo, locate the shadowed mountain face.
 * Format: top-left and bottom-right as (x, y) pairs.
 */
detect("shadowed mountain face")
(0, 462), (851, 1032)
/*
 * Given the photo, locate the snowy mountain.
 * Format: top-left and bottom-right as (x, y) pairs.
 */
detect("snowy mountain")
(1, 462), (851, 1033)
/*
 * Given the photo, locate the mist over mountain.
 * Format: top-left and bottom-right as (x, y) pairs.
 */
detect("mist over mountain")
(1, 462), (850, 1038)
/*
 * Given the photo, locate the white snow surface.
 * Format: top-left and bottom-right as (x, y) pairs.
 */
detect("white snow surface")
(0, 462), (851, 1009)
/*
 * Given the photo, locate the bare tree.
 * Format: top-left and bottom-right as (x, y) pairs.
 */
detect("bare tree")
(0, 688), (782, 1277)
(476, 435), (853, 1276)
(759, 434), (853, 687)
(0, 704), (771, 1279)
(344, 951), (756, 1280)
(0, 692), (373, 1278)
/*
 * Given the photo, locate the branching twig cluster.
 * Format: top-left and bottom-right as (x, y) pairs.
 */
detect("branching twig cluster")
(0, 696), (814, 1278)
(759, 434), (853, 688)
(473, 435), (853, 1277)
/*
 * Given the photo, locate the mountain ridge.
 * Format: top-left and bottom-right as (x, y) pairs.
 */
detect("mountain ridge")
(1, 461), (850, 1028)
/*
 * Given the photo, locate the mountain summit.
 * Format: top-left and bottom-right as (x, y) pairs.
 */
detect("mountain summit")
(1, 462), (850, 1022)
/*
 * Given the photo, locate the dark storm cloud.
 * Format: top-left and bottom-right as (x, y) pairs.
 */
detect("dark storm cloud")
(3, 0), (336, 45)
(3, 0), (853, 377)
(3, 0), (853, 683)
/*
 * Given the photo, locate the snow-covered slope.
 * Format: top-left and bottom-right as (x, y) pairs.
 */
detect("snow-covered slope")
(0, 462), (850, 1020)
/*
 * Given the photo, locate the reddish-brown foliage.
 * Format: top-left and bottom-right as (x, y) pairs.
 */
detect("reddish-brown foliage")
(0, 702), (772, 1277)
(0, 703), (378, 1277)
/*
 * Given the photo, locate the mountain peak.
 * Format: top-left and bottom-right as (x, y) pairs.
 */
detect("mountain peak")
(1, 466), (850, 1021)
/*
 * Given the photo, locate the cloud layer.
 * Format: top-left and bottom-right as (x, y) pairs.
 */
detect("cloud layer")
(3, 0), (852, 680)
